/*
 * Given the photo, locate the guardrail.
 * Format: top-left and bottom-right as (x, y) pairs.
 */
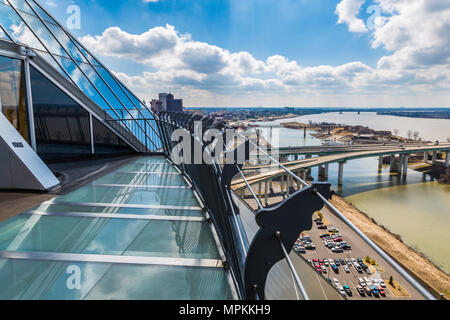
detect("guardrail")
(156, 111), (436, 301)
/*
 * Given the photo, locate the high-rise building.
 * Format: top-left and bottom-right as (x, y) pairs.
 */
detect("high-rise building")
(152, 93), (183, 113)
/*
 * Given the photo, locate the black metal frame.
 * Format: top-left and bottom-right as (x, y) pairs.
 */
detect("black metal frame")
(157, 111), (332, 300)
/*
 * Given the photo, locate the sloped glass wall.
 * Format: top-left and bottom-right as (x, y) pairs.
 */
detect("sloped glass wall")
(0, 55), (29, 141)
(0, 0), (162, 151)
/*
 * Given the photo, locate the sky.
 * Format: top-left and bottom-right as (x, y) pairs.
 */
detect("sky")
(42, 0), (450, 108)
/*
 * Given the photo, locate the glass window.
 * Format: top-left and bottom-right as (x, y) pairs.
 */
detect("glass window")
(29, 65), (92, 160)
(0, 26), (12, 41)
(7, 0), (35, 16)
(0, 2), (46, 51)
(18, 8), (70, 58)
(92, 117), (135, 155)
(0, 55), (29, 141)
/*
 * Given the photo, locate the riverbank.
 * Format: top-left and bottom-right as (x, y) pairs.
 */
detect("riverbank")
(330, 195), (450, 299)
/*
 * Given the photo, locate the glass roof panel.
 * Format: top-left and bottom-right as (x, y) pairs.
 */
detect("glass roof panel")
(33, 49), (70, 81)
(50, 55), (117, 118)
(18, 8), (69, 57)
(26, 0), (58, 25)
(0, 26), (10, 40)
(0, 214), (220, 259)
(0, 2), (45, 51)
(94, 171), (187, 186)
(0, 259), (232, 300)
(95, 65), (139, 113)
(7, 0), (35, 16)
(55, 185), (199, 207)
(45, 21), (87, 63)
(34, 204), (204, 217)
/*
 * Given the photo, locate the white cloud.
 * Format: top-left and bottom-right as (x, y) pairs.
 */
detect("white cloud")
(335, 0), (368, 33)
(78, 1), (450, 107)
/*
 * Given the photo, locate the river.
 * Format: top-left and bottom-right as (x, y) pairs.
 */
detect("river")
(252, 112), (450, 273)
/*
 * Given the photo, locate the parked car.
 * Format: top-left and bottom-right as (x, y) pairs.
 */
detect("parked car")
(334, 259), (340, 266)
(333, 278), (340, 287)
(331, 265), (339, 273)
(358, 278), (366, 287)
(357, 285), (366, 297)
(343, 265), (350, 273)
(338, 286), (346, 297)
(365, 286), (372, 296)
(380, 280), (386, 288)
(332, 247), (343, 253)
(343, 285), (352, 296)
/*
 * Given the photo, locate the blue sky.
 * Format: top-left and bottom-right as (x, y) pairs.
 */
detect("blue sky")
(42, 0), (450, 107)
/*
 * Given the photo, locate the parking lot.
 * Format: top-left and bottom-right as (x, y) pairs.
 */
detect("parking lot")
(294, 207), (422, 300)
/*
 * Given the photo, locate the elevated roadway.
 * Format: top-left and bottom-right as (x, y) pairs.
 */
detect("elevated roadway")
(233, 143), (450, 190)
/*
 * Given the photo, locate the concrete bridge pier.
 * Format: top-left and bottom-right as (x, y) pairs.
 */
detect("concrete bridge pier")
(389, 155), (395, 172)
(424, 152), (428, 162)
(432, 151), (437, 165)
(318, 164), (329, 179)
(338, 161), (346, 186)
(402, 155), (409, 177)
(378, 155), (383, 172)
(445, 152), (449, 167)
(264, 181), (269, 206)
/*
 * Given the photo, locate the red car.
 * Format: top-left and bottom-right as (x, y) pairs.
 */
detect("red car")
(378, 286), (386, 296)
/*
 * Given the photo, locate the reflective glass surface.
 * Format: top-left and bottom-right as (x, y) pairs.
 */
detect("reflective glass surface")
(56, 185), (198, 207)
(0, 55), (29, 141)
(0, 2), (45, 51)
(0, 157), (232, 299)
(0, 215), (219, 259)
(0, 259), (232, 300)
(30, 66), (91, 160)
(1, 0), (162, 151)
(92, 117), (135, 154)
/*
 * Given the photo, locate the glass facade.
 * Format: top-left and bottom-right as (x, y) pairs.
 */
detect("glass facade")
(0, 0), (162, 151)
(0, 55), (29, 141)
(30, 65), (92, 160)
(92, 117), (134, 155)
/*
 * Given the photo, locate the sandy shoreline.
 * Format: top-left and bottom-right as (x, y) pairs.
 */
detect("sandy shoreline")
(330, 195), (450, 299)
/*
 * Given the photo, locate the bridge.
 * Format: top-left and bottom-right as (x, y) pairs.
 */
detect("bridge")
(232, 143), (450, 195)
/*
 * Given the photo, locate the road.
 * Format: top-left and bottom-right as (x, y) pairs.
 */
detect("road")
(232, 143), (450, 190)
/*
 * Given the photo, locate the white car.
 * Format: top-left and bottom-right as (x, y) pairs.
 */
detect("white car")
(364, 277), (370, 284)
(358, 278), (366, 287)
(380, 280), (386, 288)
(338, 286), (346, 296)
(343, 265), (350, 273)
(351, 258), (357, 263)
(333, 278), (340, 287)
(373, 279), (380, 286)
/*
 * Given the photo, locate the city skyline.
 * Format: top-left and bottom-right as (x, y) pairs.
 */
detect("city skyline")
(44, 0), (449, 107)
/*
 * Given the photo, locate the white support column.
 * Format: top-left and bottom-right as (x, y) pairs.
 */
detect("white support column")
(338, 162), (345, 186)
(397, 155), (404, 174)
(423, 152), (428, 162)
(432, 151), (437, 165)
(403, 155), (409, 177)
(445, 152), (449, 167)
